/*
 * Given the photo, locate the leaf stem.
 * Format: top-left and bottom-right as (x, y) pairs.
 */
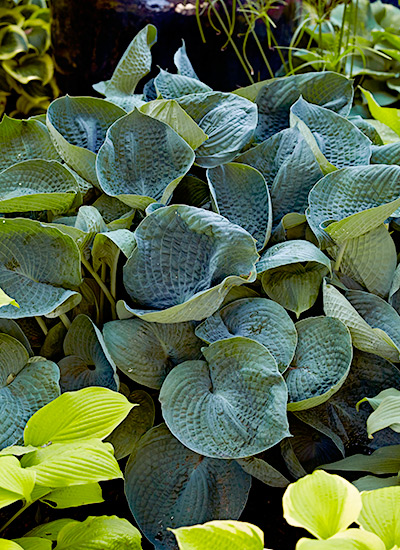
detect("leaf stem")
(59, 313), (71, 330)
(334, 241), (347, 272)
(0, 501), (32, 534)
(81, 256), (116, 312)
(35, 316), (48, 336)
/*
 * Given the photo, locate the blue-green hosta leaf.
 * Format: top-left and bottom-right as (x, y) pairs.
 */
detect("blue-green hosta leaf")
(323, 283), (400, 362)
(92, 194), (133, 224)
(96, 109), (195, 209)
(47, 96), (126, 186)
(103, 318), (202, 389)
(0, 358), (60, 449)
(371, 142), (400, 164)
(154, 69), (212, 99)
(39, 483), (104, 509)
(0, 116), (59, 171)
(171, 521), (264, 550)
(390, 264), (400, 314)
(195, 297), (297, 373)
(120, 205), (258, 323)
(0, 455), (36, 508)
(174, 40), (198, 79)
(0, 160), (80, 214)
(327, 225), (397, 298)
(92, 229), (136, 276)
(236, 456), (290, 487)
(58, 314), (118, 392)
(54, 515), (142, 550)
(254, 72), (353, 141)
(160, 337), (289, 459)
(124, 424), (251, 550)
(259, 240), (331, 317)
(0, 320), (32, 356)
(24, 387), (134, 446)
(358, 487), (400, 550)
(177, 92), (257, 168)
(106, 390), (155, 460)
(207, 163), (271, 250)
(290, 98), (372, 171)
(286, 317), (352, 411)
(140, 99), (208, 150)
(307, 165), (400, 247)
(349, 116), (384, 145)
(0, 218), (82, 319)
(94, 24), (157, 101)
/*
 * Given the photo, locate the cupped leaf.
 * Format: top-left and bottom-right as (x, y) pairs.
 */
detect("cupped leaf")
(174, 40), (198, 79)
(0, 24), (28, 60)
(0, 455), (36, 508)
(58, 314), (118, 392)
(103, 318), (202, 389)
(0, 359), (60, 450)
(286, 317), (352, 411)
(195, 297), (297, 373)
(91, 229), (136, 277)
(47, 96), (126, 186)
(160, 337), (289, 459)
(283, 470), (362, 539)
(307, 165), (400, 247)
(154, 69), (212, 99)
(259, 240), (331, 317)
(171, 520), (264, 550)
(254, 72), (353, 141)
(177, 92), (257, 168)
(207, 163), (272, 250)
(24, 387), (134, 446)
(0, 160), (80, 214)
(96, 109), (195, 208)
(358, 487), (400, 549)
(121, 205), (258, 323)
(0, 218), (82, 319)
(296, 530), (386, 550)
(124, 424), (251, 550)
(3, 53), (53, 85)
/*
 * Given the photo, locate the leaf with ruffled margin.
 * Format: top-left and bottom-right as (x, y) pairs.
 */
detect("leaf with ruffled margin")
(58, 314), (118, 392)
(171, 520), (264, 550)
(207, 163), (271, 250)
(103, 318), (202, 389)
(0, 24), (29, 60)
(290, 98), (372, 171)
(174, 40), (199, 80)
(120, 205), (258, 323)
(286, 317), (352, 411)
(0, 218), (82, 319)
(0, 160), (80, 214)
(154, 69), (212, 99)
(358, 487), (400, 550)
(160, 337), (289, 459)
(195, 297), (297, 373)
(259, 240), (331, 317)
(96, 109), (195, 209)
(3, 52), (53, 85)
(124, 423), (251, 550)
(254, 72), (353, 141)
(323, 282), (400, 362)
(307, 165), (400, 248)
(140, 99), (208, 150)
(0, 358), (60, 450)
(177, 92), (257, 168)
(46, 96), (125, 186)
(0, 115), (59, 171)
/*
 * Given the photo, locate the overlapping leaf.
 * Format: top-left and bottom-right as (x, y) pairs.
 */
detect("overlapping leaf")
(154, 69), (212, 99)
(171, 521), (264, 550)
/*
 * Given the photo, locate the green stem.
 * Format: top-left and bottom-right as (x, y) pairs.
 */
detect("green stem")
(59, 313), (71, 330)
(270, 28), (289, 73)
(35, 316), (48, 336)
(350, 0), (358, 77)
(0, 501), (32, 534)
(336, 0), (348, 72)
(99, 263), (106, 320)
(334, 241), (347, 272)
(81, 256), (116, 312)
(195, 0), (206, 43)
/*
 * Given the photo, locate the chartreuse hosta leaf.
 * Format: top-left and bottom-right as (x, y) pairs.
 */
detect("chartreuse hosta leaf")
(23, 386), (134, 445)
(39, 483), (104, 509)
(327, 225), (397, 298)
(259, 240), (331, 317)
(124, 424), (251, 550)
(207, 163), (272, 250)
(103, 318), (202, 389)
(360, 88), (400, 137)
(58, 314), (119, 392)
(323, 283), (400, 362)
(0, 160), (80, 214)
(171, 521), (264, 550)
(26, 519), (74, 540)
(96, 109), (195, 209)
(358, 487), (400, 549)
(46, 96), (125, 186)
(119, 205), (258, 323)
(252, 72), (353, 140)
(140, 99), (207, 150)
(296, 530), (386, 550)
(154, 68), (212, 99)
(0, 218), (82, 319)
(106, 390), (155, 460)
(0, 116), (59, 171)
(360, 388), (400, 438)
(0, 455), (36, 508)
(0, 24), (29, 60)
(195, 297), (297, 373)
(0, 541), (25, 550)
(286, 317), (352, 411)
(3, 52), (53, 85)
(177, 92), (257, 168)
(160, 337), (289, 459)
(93, 24), (157, 110)
(307, 165), (400, 248)
(0, 288), (18, 308)
(283, 470), (362, 539)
